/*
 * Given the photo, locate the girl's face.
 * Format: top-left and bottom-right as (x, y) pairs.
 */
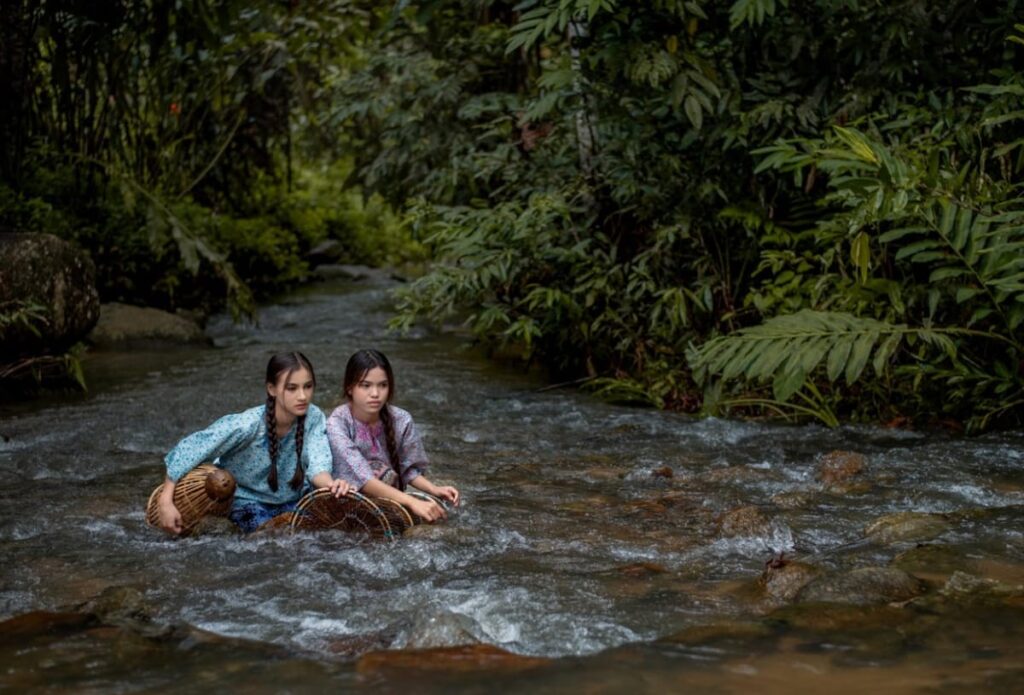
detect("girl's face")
(348, 366), (390, 422)
(268, 367), (314, 421)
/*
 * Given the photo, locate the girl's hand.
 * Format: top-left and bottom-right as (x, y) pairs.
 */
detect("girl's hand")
(158, 500), (183, 536)
(434, 485), (460, 507)
(325, 478), (352, 498)
(409, 497), (446, 523)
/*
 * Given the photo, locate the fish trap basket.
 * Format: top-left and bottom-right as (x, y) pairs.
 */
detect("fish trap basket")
(145, 463), (236, 536)
(290, 489), (397, 540)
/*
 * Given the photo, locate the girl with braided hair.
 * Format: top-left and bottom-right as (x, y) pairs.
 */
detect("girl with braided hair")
(156, 352), (352, 534)
(326, 349), (459, 523)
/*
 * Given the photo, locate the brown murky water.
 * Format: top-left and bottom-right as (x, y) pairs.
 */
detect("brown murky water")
(1, 276), (1023, 692)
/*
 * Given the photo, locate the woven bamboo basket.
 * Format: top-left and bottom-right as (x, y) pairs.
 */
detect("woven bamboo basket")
(290, 489), (396, 540)
(369, 497), (415, 535)
(145, 464), (236, 536)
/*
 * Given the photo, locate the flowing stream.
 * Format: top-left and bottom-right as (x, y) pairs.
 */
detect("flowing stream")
(2, 275), (1023, 692)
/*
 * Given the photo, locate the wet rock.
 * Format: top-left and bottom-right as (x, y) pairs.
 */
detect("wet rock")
(939, 571), (1024, 602)
(796, 566), (925, 605)
(890, 544), (970, 579)
(0, 232), (100, 358)
(864, 512), (950, 545)
(716, 506), (771, 537)
(766, 602), (912, 633)
(770, 490), (816, 509)
(702, 466), (771, 484)
(759, 561), (821, 604)
(660, 620), (774, 645)
(817, 450), (867, 487)
(356, 644), (549, 674)
(312, 264), (387, 281)
(0, 611), (97, 642)
(652, 466), (673, 479)
(401, 611), (481, 649)
(306, 239), (344, 266)
(87, 302), (208, 348)
(192, 515), (243, 537)
(327, 630), (396, 658)
(613, 562), (668, 578)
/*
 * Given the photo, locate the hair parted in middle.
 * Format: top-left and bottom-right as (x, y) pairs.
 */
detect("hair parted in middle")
(342, 349), (404, 490)
(264, 351), (316, 492)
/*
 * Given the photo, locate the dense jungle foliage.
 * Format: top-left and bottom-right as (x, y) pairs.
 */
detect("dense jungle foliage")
(3, 1), (1023, 430)
(0, 0), (417, 323)
(333, 0), (1024, 431)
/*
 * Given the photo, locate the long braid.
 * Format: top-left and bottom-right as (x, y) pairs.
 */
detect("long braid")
(379, 404), (404, 491)
(289, 414), (306, 490)
(265, 394), (280, 492)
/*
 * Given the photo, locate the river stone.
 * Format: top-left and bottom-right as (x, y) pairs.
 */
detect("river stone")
(864, 512), (950, 545)
(306, 239), (344, 266)
(760, 561), (822, 604)
(401, 611), (481, 649)
(770, 490), (816, 509)
(0, 232), (99, 358)
(660, 620), (774, 645)
(766, 602), (912, 633)
(356, 644), (549, 675)
(817, 450), (867, 487)
(716, 505), (771, 537)
(87, 302), (208, 348)
(891, 544), (971, 578)
(796, 566), (925, 605)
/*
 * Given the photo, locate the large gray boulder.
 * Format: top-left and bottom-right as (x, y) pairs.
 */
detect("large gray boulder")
(87, 303), (208, 348)
(0, 233), (100, 358)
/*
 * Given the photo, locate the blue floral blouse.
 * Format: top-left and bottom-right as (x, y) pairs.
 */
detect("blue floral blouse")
(325, 403), (428, 489)
(164, 404), (333, 508)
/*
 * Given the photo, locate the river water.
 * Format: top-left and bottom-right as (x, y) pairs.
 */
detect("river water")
(1, 276), (1023, 692)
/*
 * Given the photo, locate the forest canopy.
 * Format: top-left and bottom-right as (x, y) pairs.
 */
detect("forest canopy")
(2, 0), (1023, 430)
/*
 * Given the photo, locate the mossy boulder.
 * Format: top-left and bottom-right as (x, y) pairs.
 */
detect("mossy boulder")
(796, 566), (925, 605)
(0, 232), (99, 358)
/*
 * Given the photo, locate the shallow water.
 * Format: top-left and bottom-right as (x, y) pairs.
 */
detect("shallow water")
(1, 276), (1023, 692)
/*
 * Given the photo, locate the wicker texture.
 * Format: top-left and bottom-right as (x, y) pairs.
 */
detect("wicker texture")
(145, 464), (236, 536)
(290, 489), (397, 540)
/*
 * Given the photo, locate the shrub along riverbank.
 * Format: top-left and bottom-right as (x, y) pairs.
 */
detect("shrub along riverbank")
(335, 2), (1024, 432)
(3, 1), (1022, 430)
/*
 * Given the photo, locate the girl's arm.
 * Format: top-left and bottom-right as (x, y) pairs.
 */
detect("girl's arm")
(157, 476), (183, 534)
(310, 471), (352, 498)
(305, 407), (351, 497)
(361, 477), (446, 522)
(409, 475), (460, 506)
(159, 410), (260, 535)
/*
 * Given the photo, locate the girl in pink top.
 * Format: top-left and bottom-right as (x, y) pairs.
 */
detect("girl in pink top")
(326, 349), (459, 522)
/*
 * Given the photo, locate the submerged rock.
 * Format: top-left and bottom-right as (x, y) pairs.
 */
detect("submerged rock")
(770, 490), (816, 509)
(817, 450), (867, 488)
(0, 232), (100, 358)
(864, 512), (950, 545)
(759, 561), (822, 604)
(660, 620), (774, 645)
(87, 302), (208, 348)
(796, 566), (925, 605)
(716, 505), (772, 537)
(356, 644), (549, 674)
(890, 544), (970, 579)
(401, 611), (481, 649)
(766, 602), (913, 633)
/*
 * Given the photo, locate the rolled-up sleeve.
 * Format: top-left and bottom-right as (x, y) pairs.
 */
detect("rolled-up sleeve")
(302, 406), (333, 480)
(326, 406), (375, 488)
(164, 411), (259, 482)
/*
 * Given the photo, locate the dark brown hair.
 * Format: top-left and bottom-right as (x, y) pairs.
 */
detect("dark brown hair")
(342, 349), (403, 490)
(265, 351), (315, 492)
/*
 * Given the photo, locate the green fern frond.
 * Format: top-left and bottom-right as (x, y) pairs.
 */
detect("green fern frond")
(687, 310), (955, 401)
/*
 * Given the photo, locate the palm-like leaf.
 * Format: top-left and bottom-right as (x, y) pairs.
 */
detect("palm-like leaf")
(687, 310), (956, 401)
